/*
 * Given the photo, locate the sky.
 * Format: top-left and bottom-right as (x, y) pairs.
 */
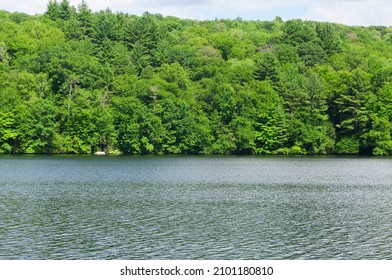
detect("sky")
(0, 0), (391, 26)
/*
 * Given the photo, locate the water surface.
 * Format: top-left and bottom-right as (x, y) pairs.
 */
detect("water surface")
(1, 155), (392, 259)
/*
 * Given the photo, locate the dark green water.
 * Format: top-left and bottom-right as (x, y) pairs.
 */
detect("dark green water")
(1, 155), (392, 259)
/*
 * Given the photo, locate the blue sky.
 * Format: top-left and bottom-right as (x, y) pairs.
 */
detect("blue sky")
(0, 0), (391, 26)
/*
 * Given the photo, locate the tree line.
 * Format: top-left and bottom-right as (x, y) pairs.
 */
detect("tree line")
(1, 0), (392, 155)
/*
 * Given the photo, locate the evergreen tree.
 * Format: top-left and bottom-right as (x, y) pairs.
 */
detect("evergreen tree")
(58, 0), (74, 21)
(45, 0), (59, 21)
(77, 0), (93, 38)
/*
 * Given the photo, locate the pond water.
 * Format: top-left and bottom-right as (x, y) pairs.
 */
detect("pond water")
(1, 155), (392, 259)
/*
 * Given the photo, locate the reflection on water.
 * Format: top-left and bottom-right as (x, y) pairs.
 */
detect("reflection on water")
(1, 156), (392, 259)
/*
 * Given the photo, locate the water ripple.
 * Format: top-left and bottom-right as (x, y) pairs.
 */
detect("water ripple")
(1, 156), (392, 259)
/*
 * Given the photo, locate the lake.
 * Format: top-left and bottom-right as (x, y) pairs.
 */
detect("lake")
(1, 155), (392, 259)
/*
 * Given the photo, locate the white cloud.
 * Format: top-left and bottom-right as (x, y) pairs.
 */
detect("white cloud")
(0, 0), (45, 14)
(0, 0), (390, 26)
(304, 0), (392, 26)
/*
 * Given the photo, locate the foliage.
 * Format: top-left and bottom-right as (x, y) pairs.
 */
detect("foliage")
(1, 3), (392, 155)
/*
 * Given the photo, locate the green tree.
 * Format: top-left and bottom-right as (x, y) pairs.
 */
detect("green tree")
(316, 23), (342, 56)
(281, 19), (317, 46)
(254, 52), (279, 83)
(209, 32), (234, 61)
(298, 41), (326, 67)
(362, 116), (392, 155)
(331, 69), (373, 154)
(130, 40), (151, 76)
(58, 0), (74, 21)
(125, 12), (164, 53)
(112, 96), (142, 154)
(18, 98), (60, 153)
(77, 0), (93, 38)
(45, 0), (60, 21)
(92, 9), (123, 45)
(0, 111), (17, 153)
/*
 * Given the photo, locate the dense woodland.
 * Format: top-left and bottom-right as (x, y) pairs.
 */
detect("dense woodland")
(1, 0), (392, 155)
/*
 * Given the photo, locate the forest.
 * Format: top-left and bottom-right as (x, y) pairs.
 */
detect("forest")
(1, 0), (392, 155)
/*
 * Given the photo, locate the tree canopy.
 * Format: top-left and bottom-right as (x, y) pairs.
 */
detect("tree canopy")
(1, 2), (392, 155)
